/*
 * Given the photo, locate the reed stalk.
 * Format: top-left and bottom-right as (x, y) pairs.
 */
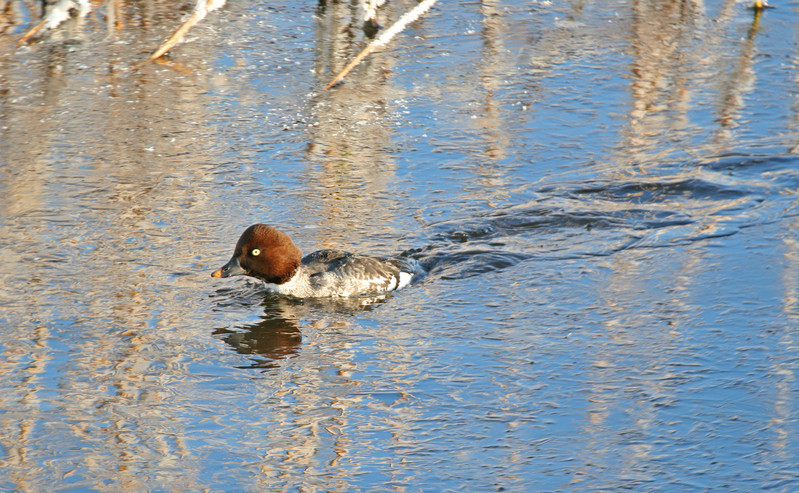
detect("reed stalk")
(326, 0), (438, 89)
(17, 0), (90, 46)
(146, 0), (227, 61)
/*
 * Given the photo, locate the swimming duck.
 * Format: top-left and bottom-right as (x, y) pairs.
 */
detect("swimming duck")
(211, 224), (420, 298)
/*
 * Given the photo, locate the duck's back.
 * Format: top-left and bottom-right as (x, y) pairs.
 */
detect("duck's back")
(301, 249), (416, 296)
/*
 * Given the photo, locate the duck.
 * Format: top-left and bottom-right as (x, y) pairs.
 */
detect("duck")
(211, 224), (421, 298)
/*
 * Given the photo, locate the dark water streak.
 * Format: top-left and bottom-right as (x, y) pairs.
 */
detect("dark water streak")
(406, 152), (794, 283)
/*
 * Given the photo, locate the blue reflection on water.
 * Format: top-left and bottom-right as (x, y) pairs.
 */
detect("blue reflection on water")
(1, 0), (798, 490)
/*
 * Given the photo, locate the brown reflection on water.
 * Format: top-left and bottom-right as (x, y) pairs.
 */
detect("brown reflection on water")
(4, 0), (194, 46)
(1, 5), (430, 486)
(772, 213), (799, 465)
(0, 2), (25, 34)
(303, 88), (400, 247)
(579, 0), (769, 461)
(622, 0), (703, 164)
(0, 325), (51, 491)
(60, 334), (198, 490)
(570, 248), (692, 485)
(619, 0), (767, 164)
(464, 0), (515, 209)
(243, 319), (424, 490)
(0, 3), (243, 488)
(475, 0), (510, 165)
(305, 0), (403, 248)
(590, 16), (766, 470)
(0, 324), (202, 490)
(713, 8), (761, 141)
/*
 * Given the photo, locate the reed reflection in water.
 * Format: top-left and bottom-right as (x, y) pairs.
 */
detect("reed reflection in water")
(1, 0), (799, 490)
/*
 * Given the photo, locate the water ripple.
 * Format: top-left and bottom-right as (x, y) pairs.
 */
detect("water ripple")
(414, 159), (796, 280)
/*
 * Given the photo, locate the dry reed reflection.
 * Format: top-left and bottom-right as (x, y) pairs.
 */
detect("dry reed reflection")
(11, 0), (439, 84)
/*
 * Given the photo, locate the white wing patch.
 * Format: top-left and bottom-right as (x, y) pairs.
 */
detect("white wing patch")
(396, 271), (413, 290)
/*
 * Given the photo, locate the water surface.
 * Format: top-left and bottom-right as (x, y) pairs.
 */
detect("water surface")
(1, 0), (798, 490)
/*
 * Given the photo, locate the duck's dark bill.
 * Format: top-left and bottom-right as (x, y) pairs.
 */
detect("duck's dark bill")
(211, 257), (246, 278)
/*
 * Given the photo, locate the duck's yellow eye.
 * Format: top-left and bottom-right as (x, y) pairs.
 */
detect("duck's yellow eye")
(251, 248), (261, 256)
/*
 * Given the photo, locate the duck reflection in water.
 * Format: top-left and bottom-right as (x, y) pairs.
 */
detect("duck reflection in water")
(213, 318), (301, 370)
(212, 291), (389, 369)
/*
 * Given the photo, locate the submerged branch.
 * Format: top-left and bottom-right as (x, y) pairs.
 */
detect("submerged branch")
(362, 0), (388, 27)
(326, 0), (438, 89)
(17, 0), (90, 46)
(145, 0), (227, 62)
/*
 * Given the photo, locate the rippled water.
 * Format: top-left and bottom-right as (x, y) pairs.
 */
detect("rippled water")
(1, 0), (798, 490)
